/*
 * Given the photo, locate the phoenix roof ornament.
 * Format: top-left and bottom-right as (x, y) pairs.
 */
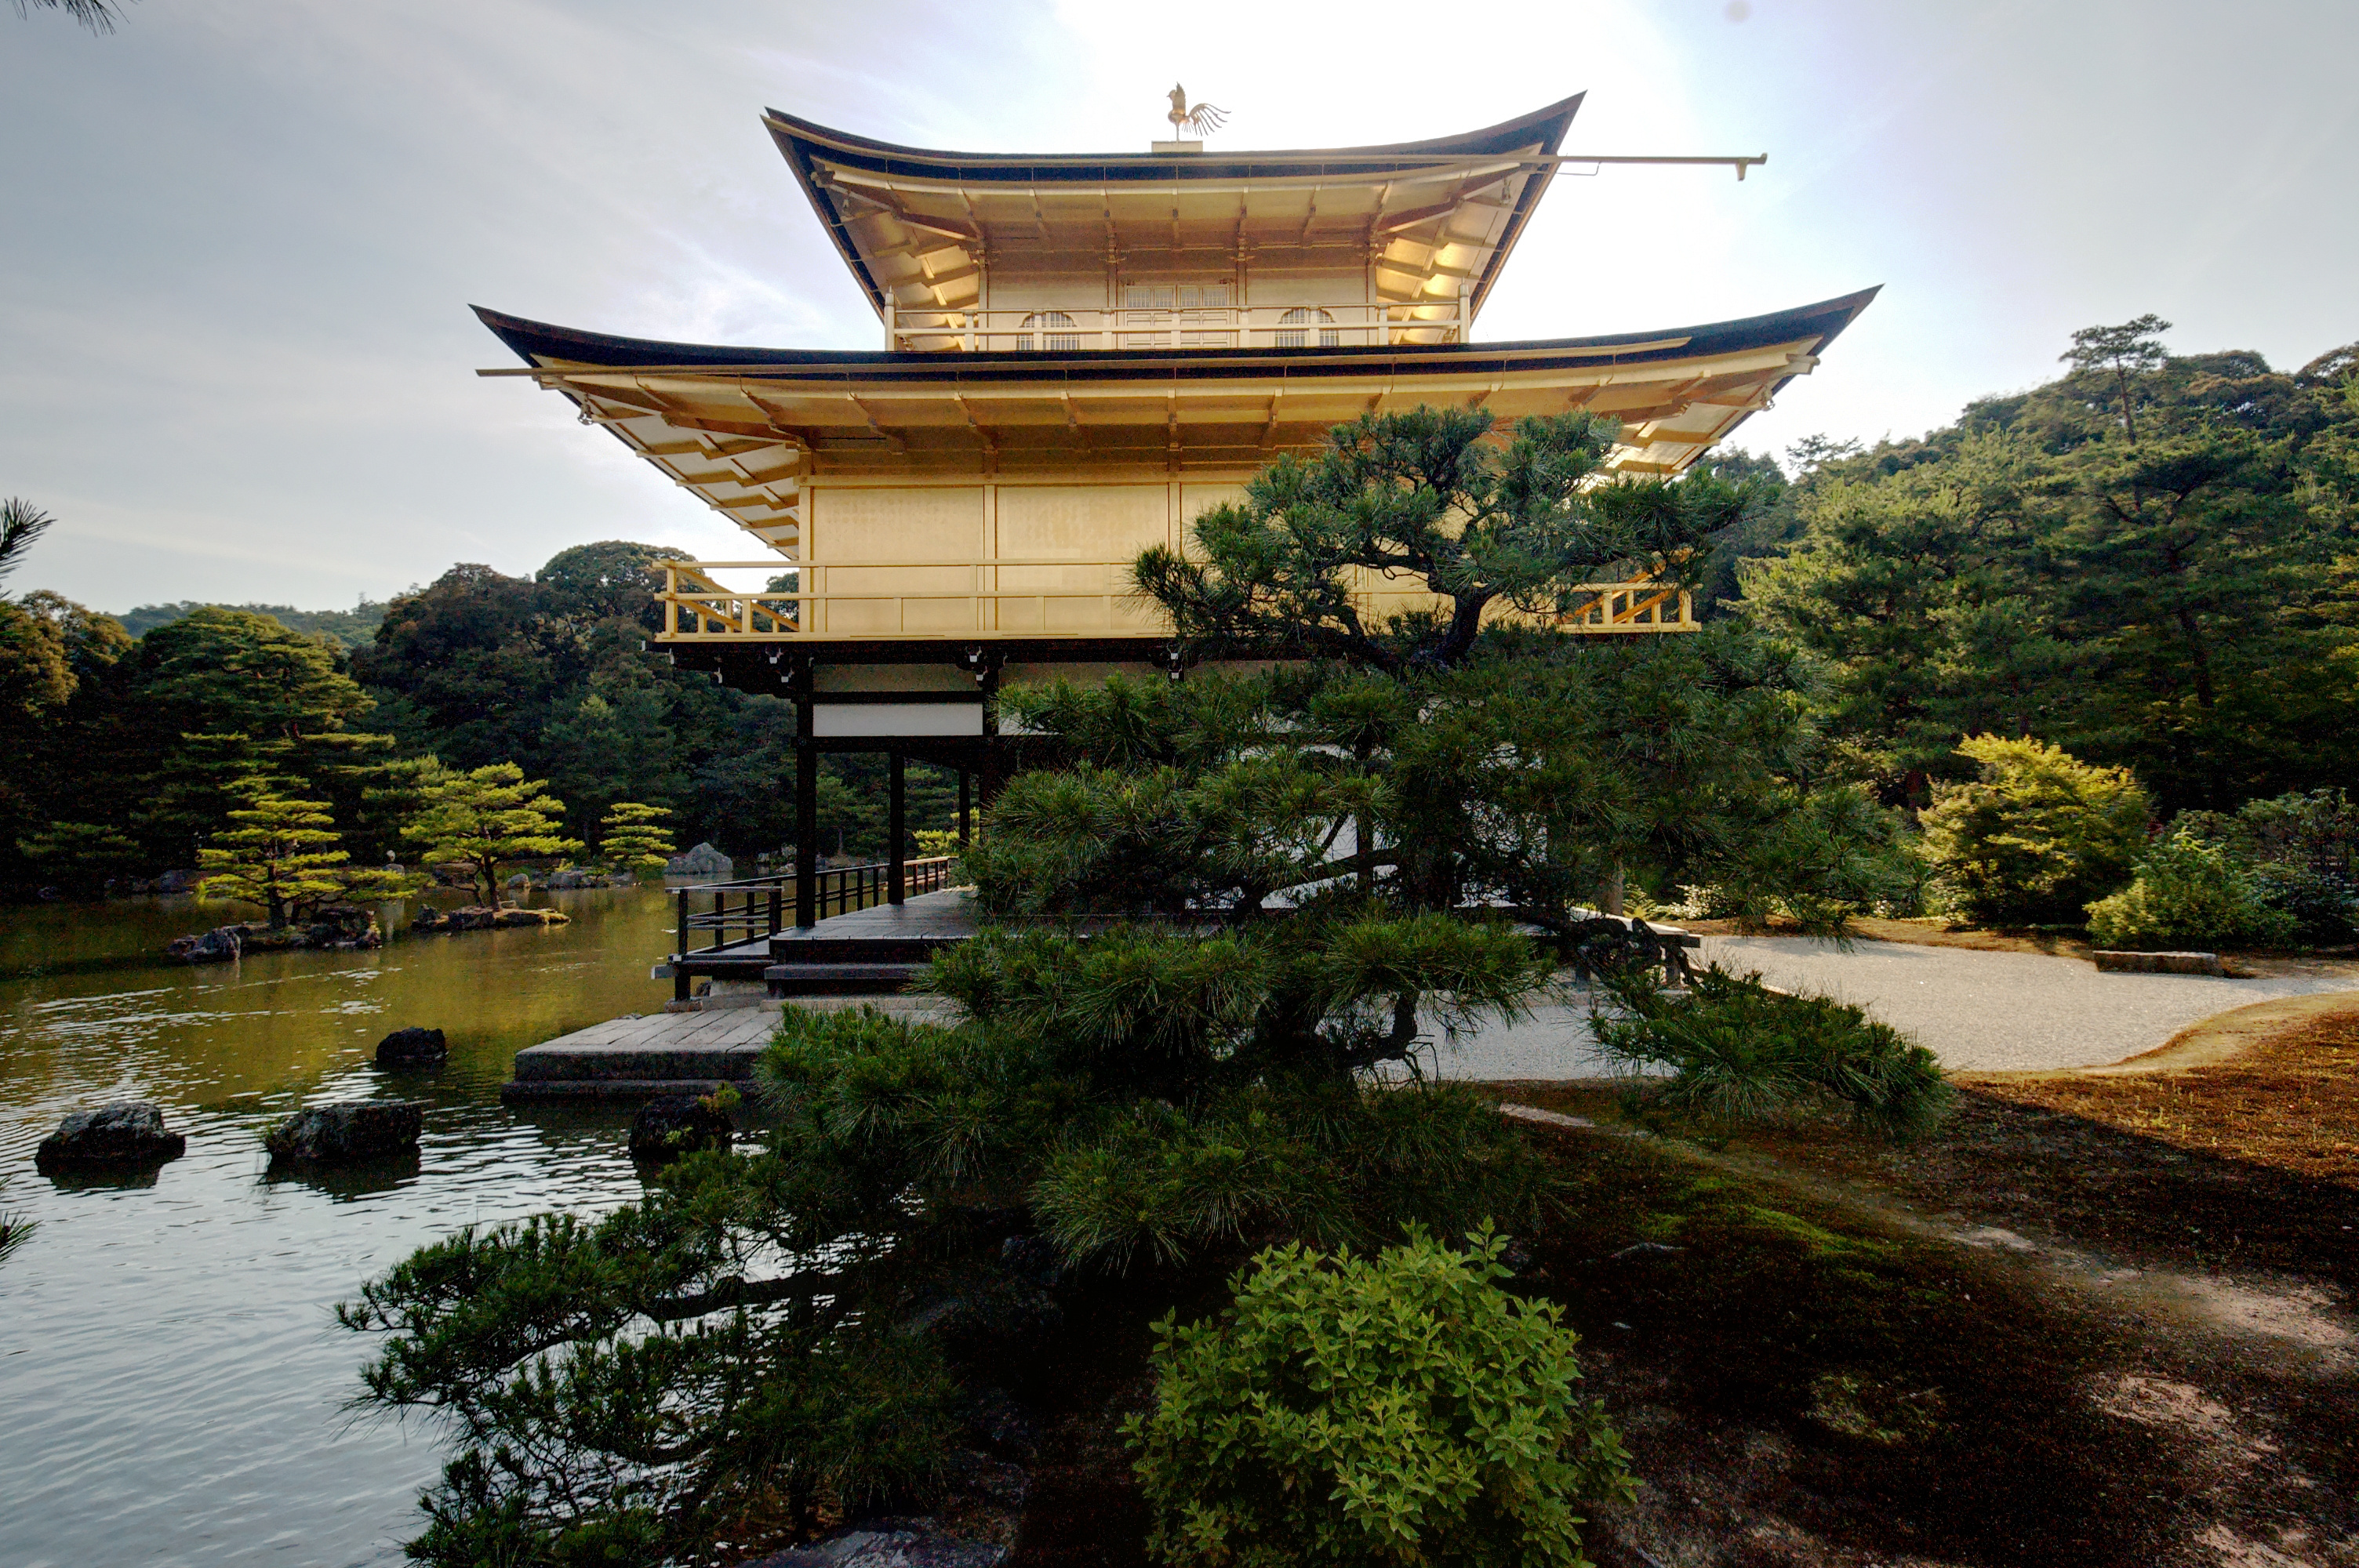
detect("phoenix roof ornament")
(1165, 85), (1227, 140)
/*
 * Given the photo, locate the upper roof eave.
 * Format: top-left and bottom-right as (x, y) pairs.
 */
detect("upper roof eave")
(760, 94), (1585, 183)
(471, 286), (1880, 385)
(763, 96), (1585, 319)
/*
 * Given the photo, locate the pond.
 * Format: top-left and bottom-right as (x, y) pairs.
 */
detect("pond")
(0, 887), (684, 1567)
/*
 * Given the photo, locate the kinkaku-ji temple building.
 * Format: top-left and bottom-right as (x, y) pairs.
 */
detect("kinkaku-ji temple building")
(475, 91), (1874, 946)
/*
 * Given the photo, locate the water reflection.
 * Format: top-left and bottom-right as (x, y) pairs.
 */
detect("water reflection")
(0, 887), (677, 1568)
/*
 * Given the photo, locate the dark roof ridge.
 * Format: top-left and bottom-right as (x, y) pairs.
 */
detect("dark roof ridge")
(758, 93), (1586, 179)
(472, 287), (1879, 377)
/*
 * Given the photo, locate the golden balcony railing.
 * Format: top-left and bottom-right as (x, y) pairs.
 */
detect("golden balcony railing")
(881, 299), (1470, 354)
(656, 561), (1697, 643)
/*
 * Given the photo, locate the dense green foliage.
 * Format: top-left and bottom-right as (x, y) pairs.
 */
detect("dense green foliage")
(1916, 735), (2151, 925)
(0, 540), (953, 894)
(2171, 789), (2359, 943)
(595, 800), (677, 870)
(344, 940), (1556, 1563)
(2084, 830), (2302, 951)
(1592, 966), (1952, 1138)
(977, 652), (1906, 937)
(1140, 405), (1754, 673)
(116, 598), (387, 648)
(1126, 1227), (1630, 1568)
(401, 762), (582, 902)
(194, 784), (351, 927)
(1741, 331), (2359, 812)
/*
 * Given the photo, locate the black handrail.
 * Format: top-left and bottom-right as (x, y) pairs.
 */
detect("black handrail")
(669, 856), (958, 975)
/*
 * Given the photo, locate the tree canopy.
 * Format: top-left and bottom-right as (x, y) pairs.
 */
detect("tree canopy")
(1139, 407), (1755, 673)
(1740, 328), (2359, 810)
(402, 762), (582, 902)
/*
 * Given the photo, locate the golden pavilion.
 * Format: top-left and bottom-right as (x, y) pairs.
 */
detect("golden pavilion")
(475, 93), (1874, 928)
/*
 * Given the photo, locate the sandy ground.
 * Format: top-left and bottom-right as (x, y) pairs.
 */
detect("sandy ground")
(1421, 938), (2359, 1080)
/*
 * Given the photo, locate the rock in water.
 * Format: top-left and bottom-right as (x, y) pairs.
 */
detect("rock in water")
(411, 905), (569, 934)
(35, 1102), (187, 1172)
(265, 1102), (424, 1165)
(164, 925), (244, 964)
(628, 1094), (733, 1161)
(376, 1026), (449, 1068)
(663, 841), (733, 880)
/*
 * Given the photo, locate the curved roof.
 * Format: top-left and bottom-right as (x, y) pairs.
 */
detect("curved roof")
(761, 95), (1586, 183)
(762, 97), (1586, 321)
(472, 289), (1877, 556)
(475, 289), (1874, 381)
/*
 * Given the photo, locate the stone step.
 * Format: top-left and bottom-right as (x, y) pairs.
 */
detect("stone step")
(767, 935), (958, 964)
(500, 1078), (736, 1105)
(765, 962), (929, 996)
(513, 1044), (768, 1083)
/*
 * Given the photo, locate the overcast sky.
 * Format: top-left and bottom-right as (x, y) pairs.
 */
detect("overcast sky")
(3, 0), (2354, 614)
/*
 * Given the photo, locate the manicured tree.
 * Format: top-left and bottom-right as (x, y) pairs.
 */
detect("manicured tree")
(340, 411), (1935, 1568)
(197, 782), (349, 927)
(1104, 405), (1903, 932)
(343, 934), (1561, 1563)
(1918, 735), (2150, 925)
(16, 822), (143, 890)
(401, 762), (582, 903)
(1138, 406), (1754, 673)
(596, 800), (675, 870)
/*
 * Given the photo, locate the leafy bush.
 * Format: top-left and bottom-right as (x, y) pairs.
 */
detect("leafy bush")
(2172, 789), (2358, 942)
(2250, 864), (2358, 945)
(1918, 735), (2149, 924)
(1125, 1227), (1631, 1568)
(2085, 829), (2302, 950)
(1592, 965), (1951, 1138)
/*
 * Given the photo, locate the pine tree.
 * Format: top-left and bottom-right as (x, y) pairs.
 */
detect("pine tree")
(197, 782), (349, 927)
(401, 762), (582, 903)
(1138, 406), (1755, 673)
(595, 801), (675, 869)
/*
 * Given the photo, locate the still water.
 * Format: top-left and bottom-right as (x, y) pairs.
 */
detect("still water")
(0, 887), (684, 1567)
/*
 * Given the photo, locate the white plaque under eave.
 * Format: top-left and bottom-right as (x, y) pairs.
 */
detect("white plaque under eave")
(811, 702), (985, 739)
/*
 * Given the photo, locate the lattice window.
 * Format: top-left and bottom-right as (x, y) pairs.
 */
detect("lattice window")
(1276, 307), (1339, 349)
(1122, 283), (1234, 347)
(1016, 310), (1079, 352)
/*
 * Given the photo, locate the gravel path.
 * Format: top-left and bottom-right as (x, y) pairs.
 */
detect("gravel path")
(1425, 938), (2359, 1081)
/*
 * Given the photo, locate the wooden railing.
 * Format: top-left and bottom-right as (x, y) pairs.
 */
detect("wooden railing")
(657, 561), (1698, 641)
(671, 856), (957, 957)
(881, 299), (1470, 354)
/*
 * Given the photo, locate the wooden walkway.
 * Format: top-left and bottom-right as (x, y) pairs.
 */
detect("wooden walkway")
(503, 995), (951, 1103)
(770, 888), (978, 950)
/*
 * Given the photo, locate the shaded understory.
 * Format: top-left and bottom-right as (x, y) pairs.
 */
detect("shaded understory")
(998, 1062), (2357, 1568)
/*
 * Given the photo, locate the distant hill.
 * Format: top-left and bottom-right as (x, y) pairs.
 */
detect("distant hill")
(116, 599), (387, 648)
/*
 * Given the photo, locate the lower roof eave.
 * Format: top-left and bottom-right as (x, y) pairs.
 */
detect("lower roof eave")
(474, 289), (1880, 386)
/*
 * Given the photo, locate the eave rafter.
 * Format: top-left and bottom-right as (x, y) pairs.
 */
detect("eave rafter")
(476, 282), (1877, 561)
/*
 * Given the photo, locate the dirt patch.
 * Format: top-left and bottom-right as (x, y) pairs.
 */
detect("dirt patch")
(1966, 1003), (2359, 1189)
(1487, 1105), (2359, 1568)
(1506, 1123), (2350, 1566)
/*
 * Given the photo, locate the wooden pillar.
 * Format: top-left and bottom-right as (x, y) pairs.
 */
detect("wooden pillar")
(888, 751), (907, 906)
(958, 768), (972, 847)
(794, 728), (818, 931)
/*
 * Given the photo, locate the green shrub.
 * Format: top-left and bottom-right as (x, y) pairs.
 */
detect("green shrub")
(1592, 965), (1952, 1138)
(1918, 735), (2149, 924)
(1125, 1227), (1631, 1568)
(2172, 789), (2358, 942)
(2085, 829), (2302, 950)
